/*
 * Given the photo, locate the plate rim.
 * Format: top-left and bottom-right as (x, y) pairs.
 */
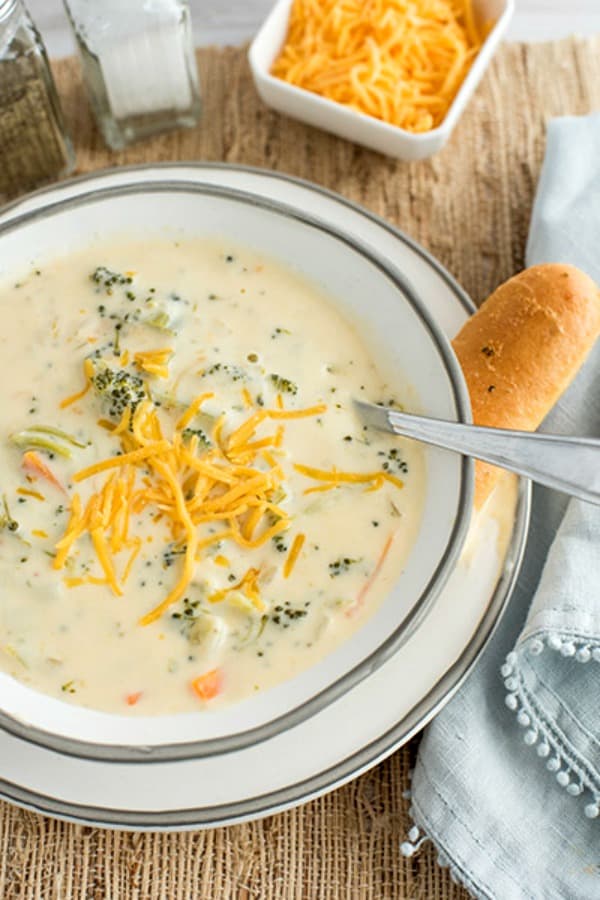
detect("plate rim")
(0, 163), (531, 829)
(0, 162), (474, 313)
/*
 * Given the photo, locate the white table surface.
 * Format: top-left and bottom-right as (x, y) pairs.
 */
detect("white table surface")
(29, 1), (600, 59)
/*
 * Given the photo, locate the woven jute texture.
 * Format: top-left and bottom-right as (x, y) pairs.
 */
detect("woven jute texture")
(0, 37), (598, 900)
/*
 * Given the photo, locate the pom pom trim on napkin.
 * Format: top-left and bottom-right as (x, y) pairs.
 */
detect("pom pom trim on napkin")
(501, 635), (600, 819)
(401, 776), (484, 897)
(401, 630), (600, 892)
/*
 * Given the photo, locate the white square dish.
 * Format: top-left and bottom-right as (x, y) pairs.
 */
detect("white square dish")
(248, 0), (514, 161)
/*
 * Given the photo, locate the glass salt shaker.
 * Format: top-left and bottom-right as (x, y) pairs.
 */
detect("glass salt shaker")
(63, 0), (201, 150)
(0, 0), (75, 200)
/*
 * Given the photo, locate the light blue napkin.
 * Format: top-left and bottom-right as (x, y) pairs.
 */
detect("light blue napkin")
(402, 113), (600, 900)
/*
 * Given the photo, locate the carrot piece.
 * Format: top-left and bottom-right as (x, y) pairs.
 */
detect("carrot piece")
(347, 533), (395, 617)
(126, 691), (142, 706)
(21, 451), (65, 494)
(191, 668), (223, 701)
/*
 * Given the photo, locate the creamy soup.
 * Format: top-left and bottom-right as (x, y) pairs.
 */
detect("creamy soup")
(0, 238), (424, 714)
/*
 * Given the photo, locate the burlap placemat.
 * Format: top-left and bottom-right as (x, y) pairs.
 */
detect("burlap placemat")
(0, 37), (598, 899)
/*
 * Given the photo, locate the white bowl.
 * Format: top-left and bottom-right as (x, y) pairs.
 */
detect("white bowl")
(0, 177), (473, 760)
(248, 0), (514, 161)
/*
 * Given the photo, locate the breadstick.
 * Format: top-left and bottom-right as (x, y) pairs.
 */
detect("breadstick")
(452, 264), (600, 507)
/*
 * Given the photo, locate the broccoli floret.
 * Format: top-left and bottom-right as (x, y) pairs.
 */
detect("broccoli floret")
(90, 268), (184, 333)
(90, 266), (133, 292)
(270, 374), (298, 395)
(202, 363), (247, 382)
(181, 427), (212, 449)
(90, 361), (147, 420)
(329, 557), (361, 578)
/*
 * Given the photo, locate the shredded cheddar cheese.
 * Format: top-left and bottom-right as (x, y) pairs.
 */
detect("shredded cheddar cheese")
(59, 359), (94, 409)
(176, 392), (214, 431)
(53, 358), (405, 626)
(16, 487), (45, 501)
(294, 462), (404, 491)
(73, 442), (171, 481)
(283, 533), (305, 578)
(272, 0), (485, 133)
(134, 347), (173, 379)
(209, 567), (265, 611)
(214, 554), (230, 567)
(53, 390), (331, 624)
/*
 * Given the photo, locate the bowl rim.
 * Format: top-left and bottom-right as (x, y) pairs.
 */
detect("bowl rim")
(247, 0), (516, 143)
(0, 177), (473, 762)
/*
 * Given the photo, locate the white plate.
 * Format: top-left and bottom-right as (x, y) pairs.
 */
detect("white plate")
(0, 165), (529, 829)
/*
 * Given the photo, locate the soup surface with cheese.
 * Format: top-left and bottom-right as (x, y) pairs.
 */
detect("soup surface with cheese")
(0, 237), (424, 714)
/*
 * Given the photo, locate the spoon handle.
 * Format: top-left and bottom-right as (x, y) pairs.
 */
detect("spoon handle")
(386, 409), (600, 506)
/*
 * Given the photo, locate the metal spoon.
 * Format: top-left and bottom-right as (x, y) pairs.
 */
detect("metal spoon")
(355, 400), (600, 506)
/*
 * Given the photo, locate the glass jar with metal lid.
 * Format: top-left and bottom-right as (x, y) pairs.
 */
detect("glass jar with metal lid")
(63, 0), (202, 150)
(0, 0), (75, 200)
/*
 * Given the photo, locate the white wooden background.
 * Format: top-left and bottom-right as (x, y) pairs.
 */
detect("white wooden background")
(28, 1), (600, 59)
